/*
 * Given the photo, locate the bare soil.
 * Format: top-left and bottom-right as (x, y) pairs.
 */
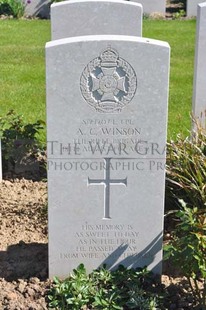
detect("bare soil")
(0, 179), (198, 309)
(0, 179), (49, 309)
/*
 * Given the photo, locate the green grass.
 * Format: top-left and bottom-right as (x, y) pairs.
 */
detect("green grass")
(0, 19), (50, 141)
(143, 19), (196, 138)
(0, 19), (196, 141)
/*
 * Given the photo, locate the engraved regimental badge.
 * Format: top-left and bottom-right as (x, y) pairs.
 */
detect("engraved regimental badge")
(80, 47), (137, 113)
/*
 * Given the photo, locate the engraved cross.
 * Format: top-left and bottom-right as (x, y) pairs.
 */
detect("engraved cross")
(88, 158), (127, 219)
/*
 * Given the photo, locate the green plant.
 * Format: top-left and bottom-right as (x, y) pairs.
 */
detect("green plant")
(0, 110), (45, 173)
(172, 9), (186, 20)
(126, 286), (159, 310)
(143, 13), (150, 20)
(0, 1), (13, 15)
(165, 122), (206, 310)
(0, 0), (25, 18)
(48, 264), (163, 309)
(48, 264), (95, 310)
(93, 288), (122, 310)
(164, 199), (206, 309)
(166, 124), (206, 210)
(165, 122), (206, 308)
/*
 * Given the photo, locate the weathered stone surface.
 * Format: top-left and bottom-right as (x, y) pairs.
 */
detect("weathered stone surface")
(46, 35), (170, 278)
(187, 0), (204, 17)
(51, 0), (142, 40)
(131, 0), (166, 15)
(192, 2), (206, 127)
(24, 0), (50, 18)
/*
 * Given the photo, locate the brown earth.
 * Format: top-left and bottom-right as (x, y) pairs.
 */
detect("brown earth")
(0, 179), (49, 309)
(0, 178), (198, 309)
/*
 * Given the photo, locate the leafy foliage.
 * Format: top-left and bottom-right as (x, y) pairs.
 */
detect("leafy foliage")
(48, 264), (163, 310)
(165, 123), (206, 308)
(172, 10), (186, 20)
(164, 200), (206, 309)
(0, 110), (45, 174)
(0, 0), (25, 18)
(166, 124), (206, 211)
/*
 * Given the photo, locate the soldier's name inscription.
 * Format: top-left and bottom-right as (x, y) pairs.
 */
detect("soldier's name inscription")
(78, 118), (141, 138)
(47, 118), (165, 158)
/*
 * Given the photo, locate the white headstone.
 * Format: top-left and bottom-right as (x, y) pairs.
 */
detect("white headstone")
(192, 2), (206, 127)
(187, 0), (205, 17)
(24, 0), (50, 18)
(46, 35), (170, 278)
(130, 0), (166, 15)
(51, 0), (143, 40)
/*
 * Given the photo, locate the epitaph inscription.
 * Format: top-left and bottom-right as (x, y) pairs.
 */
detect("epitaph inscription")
(60, 222), (140, 260)
(80, 47), (137, 113)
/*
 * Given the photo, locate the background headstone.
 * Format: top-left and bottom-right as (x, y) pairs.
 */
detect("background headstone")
(24, 0), (167, 19)
(186, 0), (205, 17)
(130, 0), (166, 15)
(51, 0), (143, 40)
(192, 2), (206, 127)
(46, 35), (170, 278)
(24, 0), (50, 18)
